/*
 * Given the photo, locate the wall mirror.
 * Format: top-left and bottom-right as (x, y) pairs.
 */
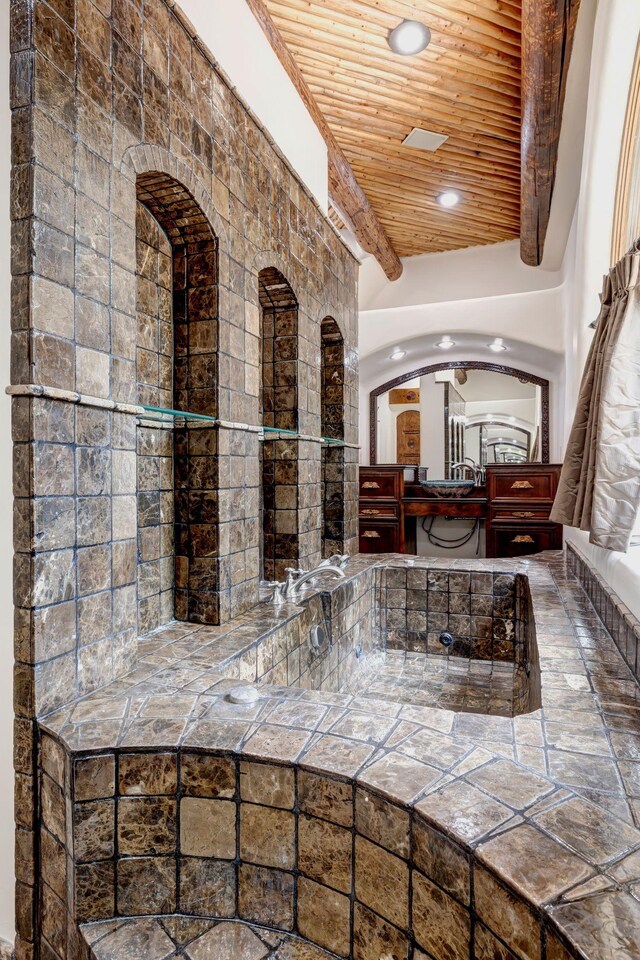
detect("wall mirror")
(370, 362), (549, 475)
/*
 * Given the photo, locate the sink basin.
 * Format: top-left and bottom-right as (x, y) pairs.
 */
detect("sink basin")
(420, 480), (476, 498)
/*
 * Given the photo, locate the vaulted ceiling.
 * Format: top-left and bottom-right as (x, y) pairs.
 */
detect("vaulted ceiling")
(263, 0), (522, 258)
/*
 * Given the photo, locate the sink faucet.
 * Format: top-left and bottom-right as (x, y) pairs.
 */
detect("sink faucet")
(451, 461), (482, 484)
(285, 564), (346, 599)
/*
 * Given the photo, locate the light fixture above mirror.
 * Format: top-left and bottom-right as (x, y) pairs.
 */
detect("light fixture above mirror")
(436, 335), (456, 349)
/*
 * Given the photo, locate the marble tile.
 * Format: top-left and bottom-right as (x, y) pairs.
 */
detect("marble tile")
(478, 824), (594, 902)
(412, 871), (470, 960)
(297, 876), (351, 957)
(533, 796), (640, 864)
(415, 780), (513, 843)
(354, 835), (409, 928)
(550, 891), (640, 960)
(473, 866), (542, 960)
(298, 814), (352, 894)
(238, 865), (294, 930)
(186, 922), (269, 960)
(92, 919), (176, 960)
(240, 804), (296, 869)
(180, 798), (236, 858)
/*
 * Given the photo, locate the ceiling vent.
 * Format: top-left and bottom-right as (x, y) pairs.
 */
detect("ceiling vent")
(402, 128), (448, 151)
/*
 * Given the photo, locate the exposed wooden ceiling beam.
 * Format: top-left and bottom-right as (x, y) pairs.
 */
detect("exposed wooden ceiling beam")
(520, 0), (581, 266)
(245, 0), (403, 280)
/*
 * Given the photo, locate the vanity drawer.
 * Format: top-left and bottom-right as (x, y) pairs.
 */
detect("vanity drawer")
(490, 506), (552, 521)
(359, 471), (402, 500)
(489, 522), (562, 558)
(359, 501), (399, 520)
(487, 466), (560, 503)
(359, 521), (401, 553)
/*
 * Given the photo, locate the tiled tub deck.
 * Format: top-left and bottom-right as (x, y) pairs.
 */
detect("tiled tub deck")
(35, 554), (640, 960)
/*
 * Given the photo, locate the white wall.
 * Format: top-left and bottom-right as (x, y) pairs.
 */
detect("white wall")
(416, 518), (485, 559)
(1, 0), (15, 944)
(419, 377), (445, 477)
(181, 0), (328, 209)
(360, 239), (564, 313)
(561, 0), (640, 619)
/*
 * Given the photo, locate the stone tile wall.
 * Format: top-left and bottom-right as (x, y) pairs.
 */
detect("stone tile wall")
(134, 199), (175, 632)
(36, 733), (582, 960)
(10, 1), (359, 956)
(321, 317), (346, 557)
(567, 542), (640, 684)
(10, 0), (359, 707)
(379, 566), (528, 663)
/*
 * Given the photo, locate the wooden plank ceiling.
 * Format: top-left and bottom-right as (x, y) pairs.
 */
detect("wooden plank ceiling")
(263, 0), (522, 258)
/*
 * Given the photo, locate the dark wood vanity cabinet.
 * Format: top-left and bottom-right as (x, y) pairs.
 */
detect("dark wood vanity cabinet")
(359, 465), (406, 553)
(359, 463), (563, 558)
(486, 464), (563, 558)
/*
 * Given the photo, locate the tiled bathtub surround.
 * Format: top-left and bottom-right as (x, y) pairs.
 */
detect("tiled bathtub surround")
(381, 565), (526, 661)
(34, 553), (640, 960)
(567, 541), (640, 684)
(377, 563), (540, 716)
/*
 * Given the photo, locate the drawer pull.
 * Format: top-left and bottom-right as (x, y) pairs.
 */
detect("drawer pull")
(362, 530), (381, 539)
(511, 535), (535, 544)
(362, 481), (380, 490)
(511, 480), (533, 490)
(512, 511), (535, 518)
(361, 509), (381, 516)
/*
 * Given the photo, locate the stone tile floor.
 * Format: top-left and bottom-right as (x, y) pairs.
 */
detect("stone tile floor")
(43, 552), (640, 960)
(350, 650), (519, 716)
(83, 917), (327, 960)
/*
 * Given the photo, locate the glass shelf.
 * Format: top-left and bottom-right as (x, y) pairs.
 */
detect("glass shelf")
(139, 404), (217, 424)
(138, 404), (344, 445)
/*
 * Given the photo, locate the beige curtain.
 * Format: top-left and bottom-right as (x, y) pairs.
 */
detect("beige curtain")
(551, 251), (640, 551)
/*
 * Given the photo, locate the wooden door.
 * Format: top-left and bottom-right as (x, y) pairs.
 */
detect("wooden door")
(396, 410), (421, 465)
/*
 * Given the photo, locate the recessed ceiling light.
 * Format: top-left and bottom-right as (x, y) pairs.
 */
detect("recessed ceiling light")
(436, 335), (455, 350)
(390, 348), (406, 360)
(488, 337), (507, 352)
(388, 19), (431, 56)
(437, 191), (460, 208)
